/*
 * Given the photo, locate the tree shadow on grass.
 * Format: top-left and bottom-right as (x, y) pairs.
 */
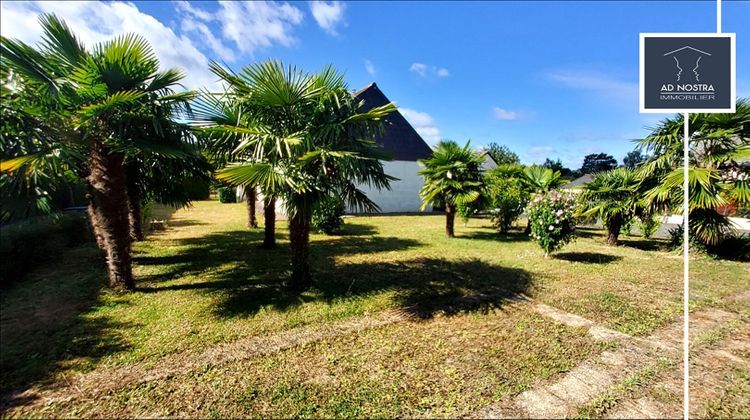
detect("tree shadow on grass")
(136, 229), (532, 321)
(462, 229), (531, 242)
(0, 247), (133, 411)
(553, 252), (622, 264)
(618, 238), (669, 252)
(574, 226), (603, 239)
(334, 222), (378, 236)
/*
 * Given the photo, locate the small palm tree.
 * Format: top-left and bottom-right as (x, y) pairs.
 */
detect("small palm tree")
(1, 14), (196, 290)
(197, 61), (396, 290)
(523, 165), (564, 192)
(418, 140), (485, 238)
(579, 168), (643, 245)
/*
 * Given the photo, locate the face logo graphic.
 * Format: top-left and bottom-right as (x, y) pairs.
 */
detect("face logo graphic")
(663, 46), (712, 82)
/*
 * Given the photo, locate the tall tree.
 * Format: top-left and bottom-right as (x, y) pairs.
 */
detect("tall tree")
(198, 61), (396, 290)
(1, 14), (195, 290)
(486, 142), (520, 166)
(623, 150), (648, 170)
(543, 158), (576, 178)
(580, 153), (618, 174)
(638, 100), (750, 245)
(419, 140), (485, 238)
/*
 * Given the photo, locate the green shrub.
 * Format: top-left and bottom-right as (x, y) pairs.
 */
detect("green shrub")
(527, 190), (577, 256)
(487, 177), (529, 233)
(456, 201), (481, 226)
(711, 234), (750, 261)
(638, 214), (660, 239)
(668, 226), (749, 261)
(312, 195), (346, 234)
(181, 177), (211, 200)
(217, 186), (236, 203)
(0, 213), (92, 285)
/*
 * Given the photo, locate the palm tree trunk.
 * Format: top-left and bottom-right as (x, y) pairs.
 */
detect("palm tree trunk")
(87, 140), (134, 291)
(86, 183), (107, 253)
(246, 187), (258, 229)
(262, 196), (276, 248)
(128, 188), (144, 241)
(445, 204), (456, 238)
(289, 210), (312, 290)
(606, 215), (623, 246)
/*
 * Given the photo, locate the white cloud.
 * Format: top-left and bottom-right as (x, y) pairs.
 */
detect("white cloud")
(399, 107), (442, 144)
(216, 2), (303, 55)
(492, 107), (519, 121)
(309, 1), (345, 35)
(409, 62), (450, 79)
(527, 146), (556, 160)
(546, 70), (637, 103)
(436, 67), (450, 77)
(410, 63), (428, 77)
(364, 59), (376, 77)
(181, 17), (235, 62)
(0, 1), (218, 89)
(175, 1), (305, 60)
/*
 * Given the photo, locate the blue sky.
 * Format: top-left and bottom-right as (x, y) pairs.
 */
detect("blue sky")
(1, 1), (748, 168)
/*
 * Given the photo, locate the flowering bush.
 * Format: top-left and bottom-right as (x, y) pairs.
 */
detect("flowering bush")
(527, 190), (577, 256)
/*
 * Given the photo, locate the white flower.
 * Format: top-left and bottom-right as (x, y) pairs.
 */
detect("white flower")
(548, 225), (554, 231)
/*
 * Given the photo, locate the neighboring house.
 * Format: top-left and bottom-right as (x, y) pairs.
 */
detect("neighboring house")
(476, 148), (498, 171)
(562, 174), (594, 192)
(350, 83), (435, 213)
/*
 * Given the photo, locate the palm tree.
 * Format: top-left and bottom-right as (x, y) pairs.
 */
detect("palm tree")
(0, 67), (78, 223)
(519, 165), (564, 233)
(192, 88), (279, 247)
(418, 140), (485, 238)
(197, 61), (396, 290)
(579, 168), (643, 245)
(523, 165), (564, 192)
(1, 14), (194, 290)
(244, 187), (259, 229)
(638, 99), (750, 245)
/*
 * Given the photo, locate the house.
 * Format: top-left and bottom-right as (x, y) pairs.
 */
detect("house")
(562, 173), (594, 192)
(350, 83), (435, 213)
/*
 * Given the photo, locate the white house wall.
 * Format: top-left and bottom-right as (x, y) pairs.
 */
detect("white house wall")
(352, 160), (428, 214)
(236, 160), (429, 215)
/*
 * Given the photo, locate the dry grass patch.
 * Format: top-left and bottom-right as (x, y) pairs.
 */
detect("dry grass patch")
(34, 303), (596, 418)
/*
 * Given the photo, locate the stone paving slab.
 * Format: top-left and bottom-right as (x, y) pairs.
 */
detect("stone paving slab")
(471, 308), (740, 419)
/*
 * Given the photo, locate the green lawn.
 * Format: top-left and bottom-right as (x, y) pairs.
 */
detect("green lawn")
(1, 200), (747, 417)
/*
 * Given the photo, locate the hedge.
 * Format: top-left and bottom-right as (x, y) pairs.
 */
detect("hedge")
(0, 214), (92, 286)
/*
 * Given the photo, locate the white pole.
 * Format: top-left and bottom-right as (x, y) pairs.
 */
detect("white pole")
(717, 0), (722, 33)
(683, 113), (690, 420)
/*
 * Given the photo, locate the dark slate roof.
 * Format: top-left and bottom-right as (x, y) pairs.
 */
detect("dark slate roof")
(563, 173), (595, 189)
(354, 83), (433, 161)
